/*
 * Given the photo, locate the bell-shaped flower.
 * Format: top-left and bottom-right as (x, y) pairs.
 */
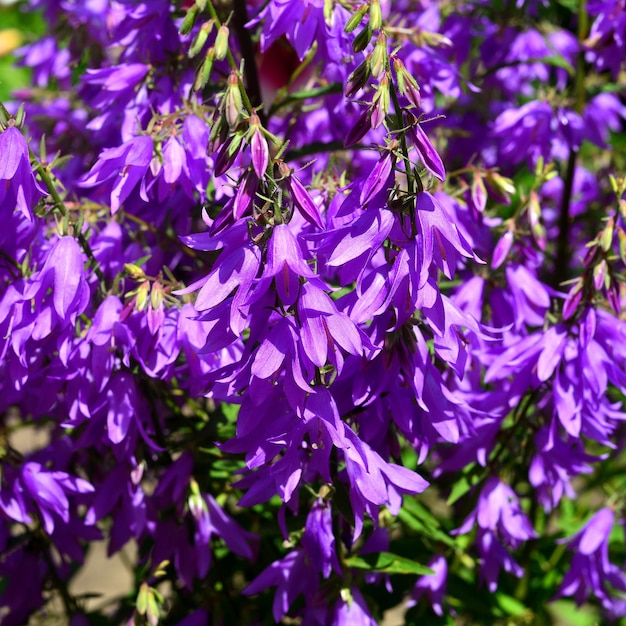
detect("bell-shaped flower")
(80, 135), (153, 213)
(333, 588), (377, 626)
(556, 508), (626, 612)
(456, 478), (536, 548)
(279, 162), (324, 229)
(0, 462), (94, 534)
(261, 224), (317, 306)
(192, 244), (261, 334)
(39, 236), (89, 322)
(360, 150), (396, 206)
(476, 529), (524, 592)
(301, 499), (341, 578)
(342, 427), (429, 537)
(416, 192), (479, 286)
(297, 282), (363, 371)
(409, 120), (446, 181)
(0, 126), (45, 221)
(408, 555), (448, 617)
(243, 549), (319, 622)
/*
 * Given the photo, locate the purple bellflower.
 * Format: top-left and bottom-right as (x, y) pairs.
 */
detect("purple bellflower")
(0, 125), (45, 221)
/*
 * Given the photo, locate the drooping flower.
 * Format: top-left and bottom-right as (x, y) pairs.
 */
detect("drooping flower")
(556, 508), (626, 612)
(0, 125), (45, 221)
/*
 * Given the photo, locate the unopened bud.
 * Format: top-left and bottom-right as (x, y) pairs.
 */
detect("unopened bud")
(345, 58), (370, 98)
(420, 31), (453, 48)
(593, 259), (608, 291)
(224, 71), (243, 129)
(14, 103), (25, 128)
(345, 108), (371, 147)
(471, 172), (487, 213)
(188, 21), (213, 57)
(352, 24), (373, 52)
(600, 216), (615, 252)
(278, 160), (291, 179)
(369, 0), (382, 31)
(344, 3), (369, 33)
(562, 279), (583, 320)
(370, 73), (390, 129)
(214, 133), (244, 176)
(195, 0), (207, 9)
(393, 57), (420, 108)
(124, 263), (147, 281)
(136, 281), (150, 311)
(180, 5), (199, 35)
(370, 32), (387, 78)
(528, 191), (546, 250)
(193, 47), (215, 91)
(486, 171), (516, 204)
(214, 24), (229, 60)
(151, 282), (164, 310)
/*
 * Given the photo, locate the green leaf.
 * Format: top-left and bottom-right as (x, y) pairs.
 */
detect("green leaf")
(447, 476), (472, 506)
(495, 592), (527, 617)
(547, 600), (599, 626)
(345, 552), (434, 576)
(397, 509), (455, 547)
(534, 55), (575, 76)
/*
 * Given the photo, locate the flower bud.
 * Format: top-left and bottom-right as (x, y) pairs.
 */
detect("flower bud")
(370, 73), (390, 129)
(136, 281), (150, 311)
(214, 24), (229, 61)
(248, 113), (269, 179)
(193, 46), (215, 91)
(562, 279), (583, 320)
(345, 59), (371, 98)
(393, 57), (421, 108)
(223, 71), (243, 129)
(352, 24), (373, 53)
(180, 5), (199, 35)
(607, 281), (621, 314)
(195, 0), (207, 9)
(233, 170), (258, 219)
(486, 171), (516, 204)
(345, 109), (371, 147)
(492, 230), (513, 269)
(214, 133), (244, 176)
(344, 3), (369, 33)
(369, 32), (387, 78)
(593, 259), (608, 291)
(124, 263), (147, 281)
(188, 21), (213, 57)
(14, 103), (25, 129)
(600, 216), (615, 252)
(151, 282), (164, 311)
(369, 0), (383, 31)
(471, 172), (487, 213)
(282, 165), (324, 228)
(528, 191), (546, 250)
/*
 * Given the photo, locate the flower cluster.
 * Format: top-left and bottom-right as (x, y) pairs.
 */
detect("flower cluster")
(1, 0), (626, 624)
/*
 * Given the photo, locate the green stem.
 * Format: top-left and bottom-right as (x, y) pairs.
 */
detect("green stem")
(41, 540), (79, 618)
(205, 0), (255, 116)
(388, 78), (414, 196)
(231, 0), (264, 117)
(552, 0), (588, 287)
